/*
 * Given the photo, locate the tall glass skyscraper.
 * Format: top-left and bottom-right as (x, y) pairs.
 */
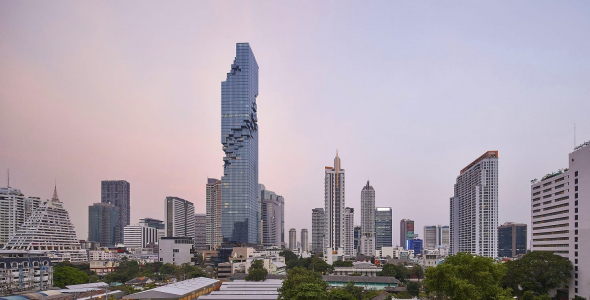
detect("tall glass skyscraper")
(375, 207), (392, 250)
(221, 43), (259, 245)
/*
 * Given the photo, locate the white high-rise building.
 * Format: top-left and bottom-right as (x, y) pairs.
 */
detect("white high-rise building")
(0, 187), (41, 246)
(344, 207), (354, 257)
(301, 229), (309, 252)
(360, 181), (376, 256)
(325, 152), (345, 254)
(450, 151), (498, 257)
(530, 140), (590, 298)
(423, 225), (450, 249)
(124, 222), (158, 249)
(206, 178), (222, 250)
(165, 197), (195, 238)
(4, 186), (87, 262)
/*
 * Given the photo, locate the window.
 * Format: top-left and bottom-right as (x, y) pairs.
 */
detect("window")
(576, 193), (578, 199)
(576, 215), (579, 220)
(173, 249), (179, 253)
(575, 186), (578, 191)
(576, 237), (579, 242)
(575, 244), (578, 249)
(575, 178), (578, 184)
(576, 230), (578, 235)
(575, 171), (578, 177)
(576, 222), (578, 228)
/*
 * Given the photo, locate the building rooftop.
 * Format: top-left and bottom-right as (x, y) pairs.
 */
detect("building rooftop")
(198, 279), (282, 300)
(323, 275), (400, 284)
(123, 277), (220, 299)
(460, 151), (498, 174)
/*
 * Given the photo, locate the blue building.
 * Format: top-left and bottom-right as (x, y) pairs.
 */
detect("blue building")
(408, 238), (423, 255)
(220, 43), (260, 245)
(88, 203), (118, 247)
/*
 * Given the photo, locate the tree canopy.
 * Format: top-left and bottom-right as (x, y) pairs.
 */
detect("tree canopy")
(245, 259), (268, 281)
(53, 265), (89, 288)
(502, 251), (572, 296)
(377, 263), (409, 282)
(278, 267), (328, 300)
(424, 252), (513, 300)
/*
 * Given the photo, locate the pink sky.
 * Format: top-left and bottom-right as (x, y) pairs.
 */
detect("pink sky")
(1, 1), (589, 245)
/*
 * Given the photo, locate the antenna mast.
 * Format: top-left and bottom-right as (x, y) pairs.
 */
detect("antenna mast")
(6, 169), (9, 188)
(574, 123), (577, 148)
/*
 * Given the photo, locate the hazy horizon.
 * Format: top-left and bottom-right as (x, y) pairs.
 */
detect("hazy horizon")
(1, 1), (589, 246)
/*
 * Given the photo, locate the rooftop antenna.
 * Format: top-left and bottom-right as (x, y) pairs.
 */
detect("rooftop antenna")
(574, 123), (576, 148)
(6, 169), (9, 188)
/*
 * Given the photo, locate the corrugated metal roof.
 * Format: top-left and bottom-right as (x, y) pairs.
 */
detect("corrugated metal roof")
(123, 277), (220, 299)
(65, 282), (109, 289)
(198, 279), (281, 300)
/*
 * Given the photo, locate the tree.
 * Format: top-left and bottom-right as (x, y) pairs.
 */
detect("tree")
(393, 291), (413, 299)
(279, 250), (299, 262)
(377, 263), (397, 277)
(53, 266), (89, 288)
(377, 263), (409, 282)
(424, 252), (513, 300)
(573, 297), (587, 300)
(502, 251), (573, 296)
(407, 281), (420, 298)
(410, 265), (424, 280)
(332, 260), (353, 268)
(245, 260), (268, 281)
(159, 263), (177, 275)
(328, 288), (355, 300)
(342, 281), (364, 300)
(278, 266), (328, 299)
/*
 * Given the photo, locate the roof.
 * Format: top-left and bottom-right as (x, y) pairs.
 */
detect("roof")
(126, 277), (154, 285)
(385, 286), (407, 292)
(0, 291), (62, 300)
(123, 277), (220, 299)
(65, 282), (109, 289)
(198, 279), (282, 300)
(273, 261), (286, 268)
(323, 275), (401, 284)
(229, 273), (287, 280)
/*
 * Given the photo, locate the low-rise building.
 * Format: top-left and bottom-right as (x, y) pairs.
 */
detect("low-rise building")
(323, 275), (400, 290)
(199, 279), (282, 300)
(158, 237), (194, 265)
(123, 277), (221, 300)
(332, 262), (382, 277)
(0, 250), (53, 293)
(89, 260), (119, 276)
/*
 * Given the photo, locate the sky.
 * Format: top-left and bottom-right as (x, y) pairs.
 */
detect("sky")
(1, 1), (589, 246)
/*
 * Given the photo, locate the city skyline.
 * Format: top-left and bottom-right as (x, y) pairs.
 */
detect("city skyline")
(2, 2), (590, 245)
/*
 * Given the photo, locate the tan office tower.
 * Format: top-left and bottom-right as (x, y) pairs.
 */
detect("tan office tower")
(301, 229), (309, 252)
(289, 228), (297, 250)
(206, 178), (222, 249)
(325, 152), (345, 253)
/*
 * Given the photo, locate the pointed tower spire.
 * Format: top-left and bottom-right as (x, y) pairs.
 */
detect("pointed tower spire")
(52, 183), (59, 202)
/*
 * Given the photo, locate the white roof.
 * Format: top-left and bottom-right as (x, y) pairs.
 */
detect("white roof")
(65, 282), (109, 289)
(123, 277), (220, 299)
(272, 262), (286, 268)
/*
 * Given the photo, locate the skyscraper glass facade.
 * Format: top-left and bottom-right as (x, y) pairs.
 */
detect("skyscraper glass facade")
(375, 207), (392, 250)
(221, 43), (259, 245)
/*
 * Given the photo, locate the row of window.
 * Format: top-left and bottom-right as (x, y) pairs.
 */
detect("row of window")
(533, 216), (568, 225)
(532, 237), (569, 242)
(532, 209), (569, 219)
(533, 230), (569, 236)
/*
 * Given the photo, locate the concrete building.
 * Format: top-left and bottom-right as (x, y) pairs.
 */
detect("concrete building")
(311, 208), (325, 254)
(88, 203), (118, 247)
(344, 207), (354, 257)
(0, 187), (41, 247)
(124, 223), (158, 249)
(220, 43), (260, 245)
(325, 152), (345, 254)
(0, 250), (53, 292)
(530, 140), (590, 298)
(408, 238), (423, 256)
(158, 237), (194, 265)
(450, 151), (499, 257)
(400, 219), (414, 250)
(165, 197), (195, 238)
(101, 180), (130, 245)
(3, 186), (87, 262)
(260, 187), (284, 248)
(360, 181), (376, 256)
(498, 222), (527, 258)
(139, 218), (165, 243)
(375, 208), (392, 250)
(199, 279), (282, 300)
(354, 226), (361, 255)
(206, 178), (222, 250)
(301, 229), (309, 252)
(332, 262), (382, 277)
(423, 225), (450, 249)
(289, 228), (296, 250)
(194, 213), (207, 250)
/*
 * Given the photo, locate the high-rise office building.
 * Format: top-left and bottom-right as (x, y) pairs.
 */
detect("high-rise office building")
(124, 222), (158, 249)
(259, 186), (284, 247)
(165, 197), (195, 238)
(344, 207), (355, 257)
(88, 203), (119, 247)
(4, 186), (87, 262)
(375, 207), (392, 250)
(400, 219), (415, 250)
(301, 229), (309, 252)
(206, 178), (222, 250)
(289, 228), (297, 250)
(194, 213), (207, 250)
(360, 181), (376, 256)
(0, 187), (41, 247)
(101, 180), (130, 245)
(408, 238), (423, 255)
(423, 225), (450, 249)
(530, 141), (590, 297)
(498, 222), (526, 258)
(450, 151), (498, 257)
(325, 152), (345, 252)
(353, 225), (361, 255)
(312, 208), (325, 254)
(220, 43), (259, 245)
